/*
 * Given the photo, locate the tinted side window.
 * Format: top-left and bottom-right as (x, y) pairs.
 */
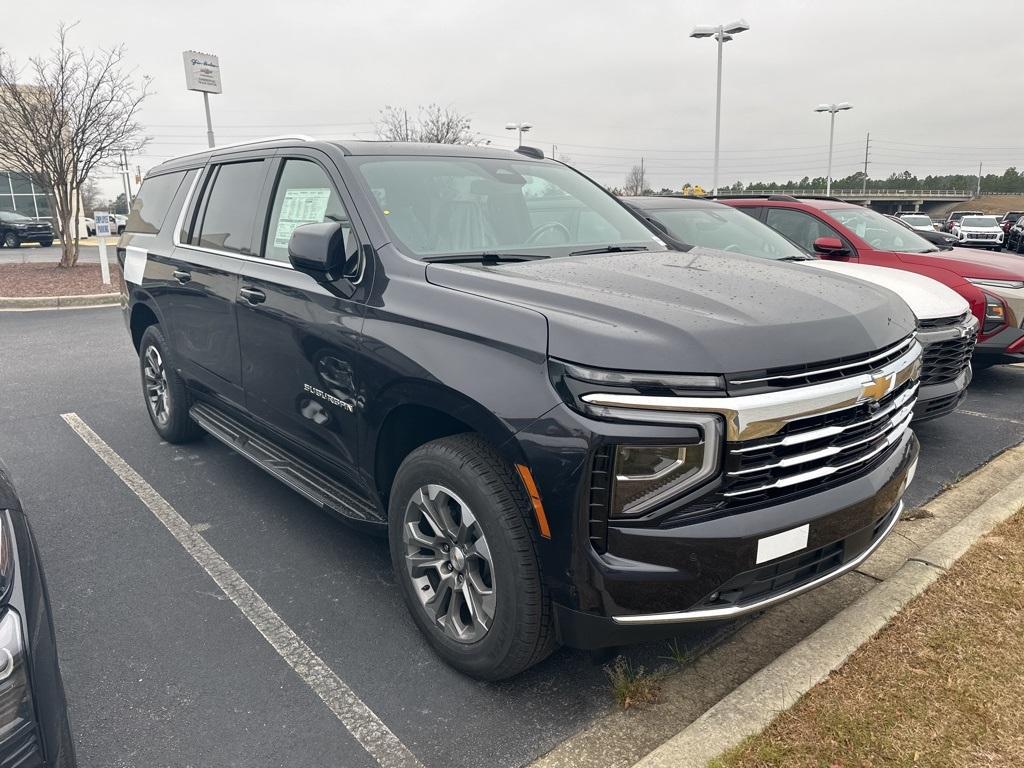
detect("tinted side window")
(124, 171), (188, 234)
(765, 208), (841, 252)
(263, 159), (354, 266)
(196, 161), (267, 254)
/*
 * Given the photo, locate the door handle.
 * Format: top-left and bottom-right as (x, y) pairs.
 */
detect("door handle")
(239, 287), (267, 305)
(173, 269), (192, 284)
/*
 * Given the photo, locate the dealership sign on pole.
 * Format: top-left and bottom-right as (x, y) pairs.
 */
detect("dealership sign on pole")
(182, 50), (222, 148)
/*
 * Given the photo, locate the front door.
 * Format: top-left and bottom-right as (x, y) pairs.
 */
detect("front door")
(235, 153), (370, 477)
(167, 158), (271, 405)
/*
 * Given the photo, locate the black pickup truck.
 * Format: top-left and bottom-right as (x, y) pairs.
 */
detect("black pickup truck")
(118, 138), (921, 679)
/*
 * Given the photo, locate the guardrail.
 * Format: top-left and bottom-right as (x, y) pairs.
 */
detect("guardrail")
(734, 189), (973, 198)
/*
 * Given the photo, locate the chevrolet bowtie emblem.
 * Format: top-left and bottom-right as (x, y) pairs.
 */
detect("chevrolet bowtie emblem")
(861, 373), (894, 403)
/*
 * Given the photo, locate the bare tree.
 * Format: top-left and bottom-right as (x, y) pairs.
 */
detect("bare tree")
(376, 103), (476, 145)
(0, 23), (149, 267)
(78, 176), (103, 216)
(623, 164), (647, 196)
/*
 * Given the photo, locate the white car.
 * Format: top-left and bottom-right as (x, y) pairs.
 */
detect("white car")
(897, 213), (937, 232)
(952, 215), (1004, 250)
(83, 214), (127, 237)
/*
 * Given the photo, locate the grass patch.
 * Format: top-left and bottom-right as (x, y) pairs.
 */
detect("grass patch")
(605, 656), (661, 710)
(712, 509), (1024, 768)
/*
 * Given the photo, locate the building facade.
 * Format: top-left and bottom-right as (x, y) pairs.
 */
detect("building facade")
(0, 170), (53, 221)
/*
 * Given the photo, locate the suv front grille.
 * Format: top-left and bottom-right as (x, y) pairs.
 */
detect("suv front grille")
(917, 311), (968, 330)
(920, 329), (977, 386)
(725, 336), (916, 394)
(721, 378), (917, 501)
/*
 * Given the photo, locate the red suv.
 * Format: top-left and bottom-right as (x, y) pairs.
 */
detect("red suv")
(723, 196), (1024, 365)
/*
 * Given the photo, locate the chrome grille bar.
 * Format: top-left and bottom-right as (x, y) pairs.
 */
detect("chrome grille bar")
(723, 409), (914, 497)
(727, 399), (916, 478)
(731, 382), (919, 454)
(581, 340), (923, 442)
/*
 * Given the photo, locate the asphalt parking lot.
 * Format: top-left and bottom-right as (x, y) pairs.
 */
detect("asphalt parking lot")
(1, 306), (1022, 768)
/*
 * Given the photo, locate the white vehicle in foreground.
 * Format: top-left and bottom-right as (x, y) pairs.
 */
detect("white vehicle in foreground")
(952, 215), (1004, 250)
(897, 213), (937, 232)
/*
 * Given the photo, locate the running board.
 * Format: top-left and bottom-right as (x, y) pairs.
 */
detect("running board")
(189, 402), (384, 525)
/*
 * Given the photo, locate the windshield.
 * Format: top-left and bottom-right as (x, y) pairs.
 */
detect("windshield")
(0, 211), (33, 223)
(642, 205), (809, 260)
(352, 156), (663, 258)
(900, 215), (932, 227)
(823, 207), (937, 253)
(961, 216), (999, 227)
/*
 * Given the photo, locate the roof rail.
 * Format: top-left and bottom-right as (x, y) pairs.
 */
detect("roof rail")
(171, 134), (315, 160)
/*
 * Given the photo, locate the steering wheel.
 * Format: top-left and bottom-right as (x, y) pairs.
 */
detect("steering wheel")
(723, 244), (744, 253)
(525, 220), (572, 245)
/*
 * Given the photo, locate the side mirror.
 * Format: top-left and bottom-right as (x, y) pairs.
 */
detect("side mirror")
(813, 236), (850, 259)
(288, 221), (353, 282)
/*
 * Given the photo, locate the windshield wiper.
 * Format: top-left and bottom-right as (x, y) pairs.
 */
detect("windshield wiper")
(422, 252), (550, 264)
(568, 245), (652, 257)
(779, 255), (815, 261)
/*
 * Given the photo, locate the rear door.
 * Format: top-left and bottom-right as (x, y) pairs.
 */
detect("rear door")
(235, 150), (371, 474)
(167, 156), (271, 405)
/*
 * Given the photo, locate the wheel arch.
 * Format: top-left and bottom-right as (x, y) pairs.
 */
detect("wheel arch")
(128, 296), (165, 352)
(367, 382), (528, 511)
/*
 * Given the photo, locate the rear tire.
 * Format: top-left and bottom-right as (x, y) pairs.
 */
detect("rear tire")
(138, 325), (204, 443)
(388, 434), (555, 680)
(3, 232), (20, 248)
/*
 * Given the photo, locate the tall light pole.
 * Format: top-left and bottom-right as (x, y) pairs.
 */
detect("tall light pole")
(690, 19), (750, 196)
(814, 102), (853, 196)
(505, 121), (533, 148)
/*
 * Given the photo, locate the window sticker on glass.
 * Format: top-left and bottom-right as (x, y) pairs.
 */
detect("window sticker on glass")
(273, 188), (331, 247)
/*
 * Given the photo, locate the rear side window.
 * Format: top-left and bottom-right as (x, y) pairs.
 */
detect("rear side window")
(195, 161), (267, 255)
(765, 208), (841, 253)
(125, 171), (188, 234)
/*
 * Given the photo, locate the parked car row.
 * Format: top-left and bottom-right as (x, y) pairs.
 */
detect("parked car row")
(104, 137), (1024, 684)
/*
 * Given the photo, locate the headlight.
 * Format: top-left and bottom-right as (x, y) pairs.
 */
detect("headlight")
(982, 292), (1008, 334)
(609, 416), (721, 518)
(967, 278), (1024, 289)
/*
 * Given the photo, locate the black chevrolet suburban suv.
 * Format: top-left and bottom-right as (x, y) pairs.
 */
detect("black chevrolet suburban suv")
(118, 137), (921, 679)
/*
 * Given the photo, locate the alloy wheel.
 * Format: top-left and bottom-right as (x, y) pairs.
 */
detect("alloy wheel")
(402, 484), (496, 643)
(143, 345), (170, 426)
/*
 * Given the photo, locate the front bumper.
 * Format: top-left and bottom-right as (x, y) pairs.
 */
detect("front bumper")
(553, 430), (919, 648)
(976, 324), (1024, 363)
(957, 235), (1003, 247)
(11, 230), (53, 244)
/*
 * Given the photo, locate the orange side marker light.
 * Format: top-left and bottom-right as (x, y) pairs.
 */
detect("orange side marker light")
(516, 464), (551, 539)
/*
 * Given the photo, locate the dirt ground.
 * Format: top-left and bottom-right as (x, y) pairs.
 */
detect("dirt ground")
(0, 263), (121, 297)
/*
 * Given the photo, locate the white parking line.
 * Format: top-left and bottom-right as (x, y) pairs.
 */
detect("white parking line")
(956, 409), (1024, 426)
(61, 412), (423, 768)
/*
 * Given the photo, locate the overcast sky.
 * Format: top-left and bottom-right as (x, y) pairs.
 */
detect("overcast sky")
(4, 0), (1021, 198)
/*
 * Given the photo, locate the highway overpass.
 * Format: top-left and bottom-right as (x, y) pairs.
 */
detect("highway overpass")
(727, 189), (973, 213)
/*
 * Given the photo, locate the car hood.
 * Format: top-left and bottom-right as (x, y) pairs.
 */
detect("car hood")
(895, 247), (1024, 280)
(426, 248), (915, 374)
(805, 261), (968, 321)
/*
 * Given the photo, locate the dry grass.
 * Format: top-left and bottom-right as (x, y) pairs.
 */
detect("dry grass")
(712, 509), (1024, 768)
(605, 656), (662, 711)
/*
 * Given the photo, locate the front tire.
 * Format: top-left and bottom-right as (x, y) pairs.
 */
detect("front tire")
(388, 434), (555, 680)
(138, 325), (203, 443)
(39, 239), (53, 248)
